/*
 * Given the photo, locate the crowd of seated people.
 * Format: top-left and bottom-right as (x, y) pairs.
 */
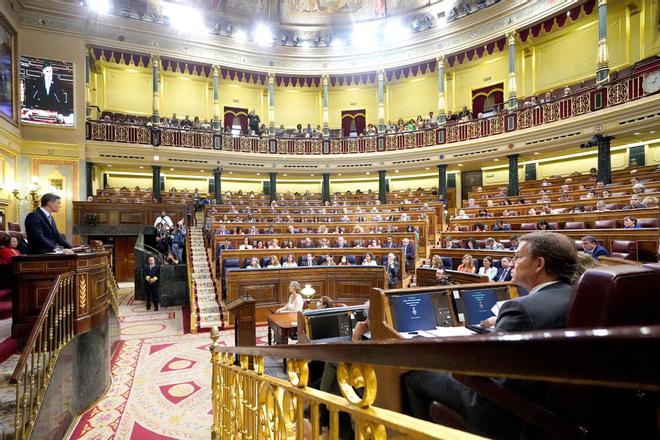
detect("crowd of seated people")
(153, 211), (187, 264)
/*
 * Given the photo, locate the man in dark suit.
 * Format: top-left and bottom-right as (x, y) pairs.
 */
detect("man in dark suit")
(493, 257), (513, 282)
(581, 235), (609, 260)
(24, 193), (73, 254)
(385, 253), (400, 287)
(144, 255), (160, 311)
(25, 61), (70, 116)
(382, 236), (397, 249)
(302, 253), (317, 267)
(401, 237), (415, 270)
(405, 232), (578, 439)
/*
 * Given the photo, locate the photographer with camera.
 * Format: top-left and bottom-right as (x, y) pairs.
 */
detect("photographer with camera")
(171, 220), (187, 262)
(154, 211), (173, 228)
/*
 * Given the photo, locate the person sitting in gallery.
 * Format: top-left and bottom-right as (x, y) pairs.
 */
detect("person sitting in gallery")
(457, 254), (476, 273)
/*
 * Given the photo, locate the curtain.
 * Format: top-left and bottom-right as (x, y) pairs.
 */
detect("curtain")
(223, 106), (248, 134)
(471, 83), (504, 116)
(341, 110), (366, 136)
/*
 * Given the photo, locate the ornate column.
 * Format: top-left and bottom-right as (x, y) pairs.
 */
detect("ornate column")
(595, 135), (614, 184)
(213, 167), (222, 203)
(437, 164), (447, 202)
(321, 75), (330, 137)
(507, 154), (519, 197)
(152, 165), (162, 202)
(268, 73), (275, 136)
(378, 170), (387, 204)
(212, 66), (221, 130)
(269, 172), (277, 203)
(377, 69), (386, 133)
(85, 162), (94, 198)
(322, 173), (330, 204)
(506, 31), (518, 111)
(596, 0), (610, 84)
(437, 56), (446, 124)
(151, 55), (160, 125)
(85, 49), (91, 119)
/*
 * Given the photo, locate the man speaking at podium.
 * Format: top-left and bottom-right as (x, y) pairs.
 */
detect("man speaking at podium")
(25, 193), (73, 254)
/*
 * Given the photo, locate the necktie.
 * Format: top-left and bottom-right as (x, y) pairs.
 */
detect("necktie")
(499, 269), (508, 282)
(50, 215), (56, 231)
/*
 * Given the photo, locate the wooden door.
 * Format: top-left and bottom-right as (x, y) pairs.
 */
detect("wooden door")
(461, 171), (483, 201)
(115, 236), (137, 282)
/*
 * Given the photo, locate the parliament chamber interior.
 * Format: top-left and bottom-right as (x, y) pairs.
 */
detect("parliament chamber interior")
(0, 0), (659, 438)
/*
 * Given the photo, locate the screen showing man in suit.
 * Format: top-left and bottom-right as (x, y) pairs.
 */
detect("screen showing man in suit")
(144, 256), (160, 311)
(24, 193), (73, 254)
(20, 56), (74, 126)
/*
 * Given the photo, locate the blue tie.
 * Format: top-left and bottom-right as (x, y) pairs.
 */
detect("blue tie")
(49, 215), (56, 231)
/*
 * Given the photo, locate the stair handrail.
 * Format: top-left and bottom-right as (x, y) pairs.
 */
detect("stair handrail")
(107, 266), (120, 317)
(185, 229), (197, 333)
(11, 271), (77, 440)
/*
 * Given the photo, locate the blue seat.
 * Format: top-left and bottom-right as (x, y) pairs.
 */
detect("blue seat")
(441, 257), (453, 269)
(347, 255), (356, 265)
(260, 256), (271, 267)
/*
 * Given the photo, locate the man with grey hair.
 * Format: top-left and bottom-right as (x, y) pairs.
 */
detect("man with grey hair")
(405, 232), (578, 438)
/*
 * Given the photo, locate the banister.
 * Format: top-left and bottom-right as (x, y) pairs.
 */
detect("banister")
(10, 271), (75, 384)
(211, 325), (660, 391)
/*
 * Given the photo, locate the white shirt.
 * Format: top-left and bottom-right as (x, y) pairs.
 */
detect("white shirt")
(239, 244), (253, 250)
(528, 280), (560, 295)
(40, 207), (53, 222)
(478, 266), (498, 281)
(362, 260), (377, 266)
(282, 262), (298, 267)
(280, 293), (304, 313)
(154, 215), (173, 227)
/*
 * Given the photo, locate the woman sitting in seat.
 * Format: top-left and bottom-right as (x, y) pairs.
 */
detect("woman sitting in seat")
(361, 253), (377, 266)
(282, 254), (298, 267)
(247, 257), (261, 269)
(337, 256), (351, 266)
(239, 237), (253, 250)
(267, 255), (281, 268)
(276, 281), (304, 314)
(478, 256), (497, 281)
(457, 254), (476, 273)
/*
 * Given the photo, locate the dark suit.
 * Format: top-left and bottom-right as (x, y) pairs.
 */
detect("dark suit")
(382, 242), (397, 249)
(26, 78), (69, 115)
(24, 209), (72, 254)
(386, 261), (399, 287)
(302, 258), (317, 267)
(493, 267), (512, 282)
(144, 264), (161, 310)
(585, 244), (609, 259)
(405, 282), (573, 438)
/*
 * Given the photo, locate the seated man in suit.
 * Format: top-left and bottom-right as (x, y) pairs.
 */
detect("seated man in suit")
(302, 253), (317, 267)
(404, 231), (578, 439)
(493, 257), (513, 282)
(581, 235), (610, 260)
(25, 193), (73, 254)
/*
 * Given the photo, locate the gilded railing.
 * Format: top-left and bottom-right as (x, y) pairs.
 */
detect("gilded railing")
(186, 231), (197, 333)
(107, 266), (120, 317)
(210, 325), (660, 440)
(11, 271), (77, 440)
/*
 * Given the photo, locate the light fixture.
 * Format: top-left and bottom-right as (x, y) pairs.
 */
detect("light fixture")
(301, 283), (316, 302)
(352, 23), (376, 48)
(88, 0), (111, 14)
(170, 167), (174, 171)
(154, 155), (160, 161)
(494, 158), (499, 161)
(650, 130), (656, 134)
(283, 173), (288, 176)
(425, 167), (430, 170)
(163, 2), (205, 33)
(533, 152), (540, 155)
(139, 166), (144, 169)
(366, 171), (371, 175)
(234, 29), (247, 43)
(633, 132), (641, 135)
(337, 173), (342, 176)
(229, 171), (233, 174)
(394, 169), (399, 173)
(256, 172), (261, 175)
(254, 24), (273, 46)
(385, 20), (409, 43)
(332, 38), (344, 48)
(458, 163), (463, 167)
(310, 174), (315, 176)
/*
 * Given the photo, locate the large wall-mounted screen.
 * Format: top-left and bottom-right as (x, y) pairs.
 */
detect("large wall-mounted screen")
(20, 56), (74, 127)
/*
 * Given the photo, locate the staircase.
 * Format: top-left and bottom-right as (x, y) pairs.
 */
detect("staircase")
(189, 220), (225, 331)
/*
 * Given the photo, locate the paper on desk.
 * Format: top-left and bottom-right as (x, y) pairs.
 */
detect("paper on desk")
(425, 327), (476, 337)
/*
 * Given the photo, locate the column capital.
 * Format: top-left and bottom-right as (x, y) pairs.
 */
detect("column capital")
(151, 164), (161, 171)
(267, 72), (275, 81)
(506, 31), (518, 45)
(213, 166), (223, 175)
(437, 163), (448, 170)
(436, 55), (445, 65)
(506, 153), (520, 160)
(213, 65), (219, 75)
(377, 69), (385, 79)
(598, 0), (607, 6)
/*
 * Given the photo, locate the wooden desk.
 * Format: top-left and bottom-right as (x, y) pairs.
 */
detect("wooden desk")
(11, 251), (111, 347)
(73, 202), (186, 234)
(267, 312), (298, 346)
(415, 267), (489, 286)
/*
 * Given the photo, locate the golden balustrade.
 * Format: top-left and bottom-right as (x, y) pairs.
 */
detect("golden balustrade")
(11, 271), (77, 440)
(209, 325), (660, 440)
(186, 231), (198, 334)
(107, 266), (120, 317)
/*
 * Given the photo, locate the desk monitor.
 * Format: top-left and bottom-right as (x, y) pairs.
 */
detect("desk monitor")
(453, 287), (510, 325)
(306, 306), (366, 340)
(389, 293), (437, 332)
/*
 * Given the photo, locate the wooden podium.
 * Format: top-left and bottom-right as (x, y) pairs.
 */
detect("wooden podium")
(226, 296), (256, 346)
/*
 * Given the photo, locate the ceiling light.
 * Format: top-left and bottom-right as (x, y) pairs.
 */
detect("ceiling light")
(283, 173), (288, 176)
(425, 167), (430, 170)
(332, 38), (344, 48)
(533, 152), (540, 155)
(385, 20), (409, 43)
(163, 2), (205, 33)
(366, 171), (370, 175)
(200, 170), (205, 172)
(153, 155), (160, 161)
(254, 24), (273, 46)
(494, 158), (499, 161)
(650, 130), (656, 134)
(352, 23), (376, 48)
(458, 163), (463, 167)
(170, 167), (174, 171)
(633, 132), (641, 135)
(256, 173), (261, 176)
(88, 0), (111, 14)
(310, 174), (315, 176)
(139, 166), (144, 169)
(107, 164), (112, 167)
(394, 169), (399, 173)
(234, 29), (247, 43)
(228, 171), (233, 174)
(338, 173), (342, 176)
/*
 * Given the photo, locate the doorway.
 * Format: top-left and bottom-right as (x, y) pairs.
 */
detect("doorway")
(461, 171), (483, 201)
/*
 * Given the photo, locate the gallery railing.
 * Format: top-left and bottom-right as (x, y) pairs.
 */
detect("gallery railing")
(11, 272), (77, 440)
(210, 325), (660, 439)
(86, 68), (658, 155)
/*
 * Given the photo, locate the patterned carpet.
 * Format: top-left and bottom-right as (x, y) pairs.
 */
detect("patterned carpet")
(66, 291), (268, 440)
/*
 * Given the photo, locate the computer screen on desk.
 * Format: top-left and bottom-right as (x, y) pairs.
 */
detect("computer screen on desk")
(306, 306), (367, 340)
(454, 288), (509, 325)
(389, 294), (437, 332)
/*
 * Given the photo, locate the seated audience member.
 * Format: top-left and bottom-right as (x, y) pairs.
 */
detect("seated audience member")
(385, 252), (400, 287)
(623, 216), (641, 229)
(322, 255), (337, 266)
(247, 257), (261, 269)
(632, 183), (645, 194)
(571, 204), (585, 214)
(493, 257), (513, 282)
(302, 254), (316, 267)
(337, 256), (351, 266)
(573, 251), (600, 284)
(457, 254), (476, 273)
(267, 255), (281, 268)
(536, 219), (550, 230)
(282, 254), (298, 267)
(317, 296), (341, 309)
(508, 235), (519, 251)
(595, 200), (608, 211)
(442, 236), (456, 248)
(0, 235), (22, 264)
(405, 232), (578, 438)
(642, 196), (658, 208)
(239, 237), (253, 250)
(581, 235), (610, 259)
(268, 239), (281, 249)
(383, 236), (397, 248)
(275, 281), (304, 314)
(492, 220), (510, 231)
(454, 209), (470, 220)
(367, 239), (381, 248)
(165, 249), (180, 265)
(623, 195), (647, 209)
(361, 253), (377, 266)
(300, 237), (313, 248)
(473, 223), (486, 232)
(478, 256), (497, 281)
(435, 268), (451, 285)
(428, 255), (444, 269)
(255, 240), (265, 250)
(465, 238), (479, 250)
(484, 237), (504, 250)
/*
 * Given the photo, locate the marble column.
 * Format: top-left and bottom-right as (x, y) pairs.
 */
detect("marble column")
(85, 49), (91, 119)
(378, 170), (387, 204)
(85, 162), (94, 199)
(596, 0), (610, 84)
(377, 69), (386, 133)
(596, 135), (614, 184)
(151, 55), (160, 125)
(152, 165), (162, 202)
(213, 167), (222, 203)
(269, 172), (277, 203)
(268, 73), (275, 136)
(212, 66), (221, 130)
(506, 31), (518, 111)
(437, 164), (447, 202)
(322, 173), (330, 204)
(507, 154), (519, 197)
(321, 75), (330, 137)
(437, 56), (446, 124)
